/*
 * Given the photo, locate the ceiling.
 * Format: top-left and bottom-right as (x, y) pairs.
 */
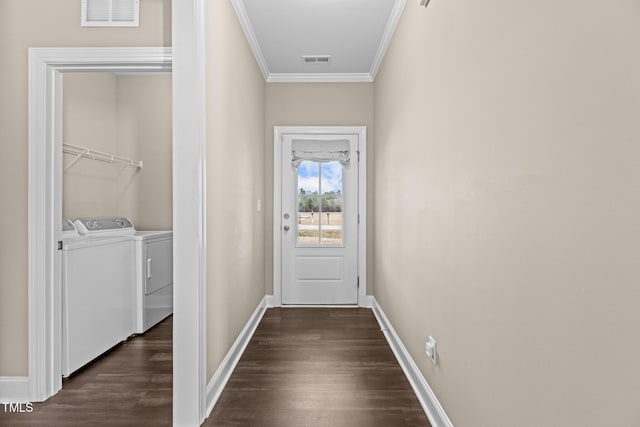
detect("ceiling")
(231, 0), (407, 83)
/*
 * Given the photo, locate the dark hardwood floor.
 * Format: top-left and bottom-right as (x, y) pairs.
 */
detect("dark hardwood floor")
(0, 316), (173, 427)
(1, 309), (429, 427)
(204, 308), (430, 427)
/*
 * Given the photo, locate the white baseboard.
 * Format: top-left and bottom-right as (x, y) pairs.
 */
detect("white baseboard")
(205, 295), (268, 418)
(267, 294), (373, 308)
(370, 297), (454, 427)
(0, 377), (30, 403)
(279, 305), (360, 308)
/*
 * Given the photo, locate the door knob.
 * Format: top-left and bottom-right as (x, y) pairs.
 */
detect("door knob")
(283, 225), (290, 231)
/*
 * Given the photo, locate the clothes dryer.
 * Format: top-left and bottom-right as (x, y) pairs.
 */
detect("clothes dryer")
(132, 231), (173, 333)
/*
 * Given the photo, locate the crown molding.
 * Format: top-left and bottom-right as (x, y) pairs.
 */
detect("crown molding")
(370, 0), (407, 80)
(267, 73), (373, 83)
(231, 0), (405, 83)
(230, 0), (270, 80)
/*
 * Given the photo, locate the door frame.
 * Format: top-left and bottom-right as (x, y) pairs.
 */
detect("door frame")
(29, 2), (207, 423)
(28, 47), (173, 402)
(273, 126), (367, 307)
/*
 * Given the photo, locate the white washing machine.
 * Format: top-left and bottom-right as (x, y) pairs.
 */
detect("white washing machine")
(132, 231), (173, 333)
(62, 218), (135, 377)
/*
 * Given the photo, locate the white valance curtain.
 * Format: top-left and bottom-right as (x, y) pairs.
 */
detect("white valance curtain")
(291, 139), (350, 167)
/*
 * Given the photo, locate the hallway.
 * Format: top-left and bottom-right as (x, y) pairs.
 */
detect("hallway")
(205, 308), (429, 427)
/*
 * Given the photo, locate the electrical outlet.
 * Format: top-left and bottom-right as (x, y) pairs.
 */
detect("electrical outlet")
(425, 336), (437, 364)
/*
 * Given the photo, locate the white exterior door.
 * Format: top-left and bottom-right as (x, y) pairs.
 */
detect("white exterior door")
(280, 133), (359, 304)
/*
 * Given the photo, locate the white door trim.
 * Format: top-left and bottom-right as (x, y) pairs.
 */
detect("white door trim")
(28, 47), (173, 403)
(172, 0), (208, 424)
(273, 126), (367, 307)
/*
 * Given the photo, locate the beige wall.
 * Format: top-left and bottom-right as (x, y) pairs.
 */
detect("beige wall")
(63, 73), (122, 220)
(264, 83), (375, 296)
(64, 73), (172, 228)
(374, 1), (640, 426)
(117, 74), (173, 230)
(0, 0), (170, 376)
(205, 0), (266, 380)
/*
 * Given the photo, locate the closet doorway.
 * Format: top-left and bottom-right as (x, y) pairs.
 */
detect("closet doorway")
(27, 48), (173, 403)
(61, 69), (173, 378)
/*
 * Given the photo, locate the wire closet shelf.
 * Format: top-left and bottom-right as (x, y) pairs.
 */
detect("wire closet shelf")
(63, 142), (143, 171)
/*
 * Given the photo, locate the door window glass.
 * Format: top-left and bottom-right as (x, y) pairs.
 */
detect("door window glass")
(297, 160), (343, 246)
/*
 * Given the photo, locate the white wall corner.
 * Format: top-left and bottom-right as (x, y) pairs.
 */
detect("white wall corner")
(0, 377), (30, 403)
(370, 297), (454, 427)
(205, 295), (269, 419)
(369, 0), (407, 80)
(265, 294), (278, 308)
(364, 295), (375, 308)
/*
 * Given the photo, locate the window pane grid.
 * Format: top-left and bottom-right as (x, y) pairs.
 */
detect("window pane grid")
(296, 161), (343, 247)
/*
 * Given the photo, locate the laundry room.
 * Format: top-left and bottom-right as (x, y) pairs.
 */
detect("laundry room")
(60, 71), (173, 378)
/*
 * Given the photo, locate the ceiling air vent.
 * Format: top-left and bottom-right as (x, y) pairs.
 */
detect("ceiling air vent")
(302, 55), (332, 64)
(81, 0), (140, 27)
